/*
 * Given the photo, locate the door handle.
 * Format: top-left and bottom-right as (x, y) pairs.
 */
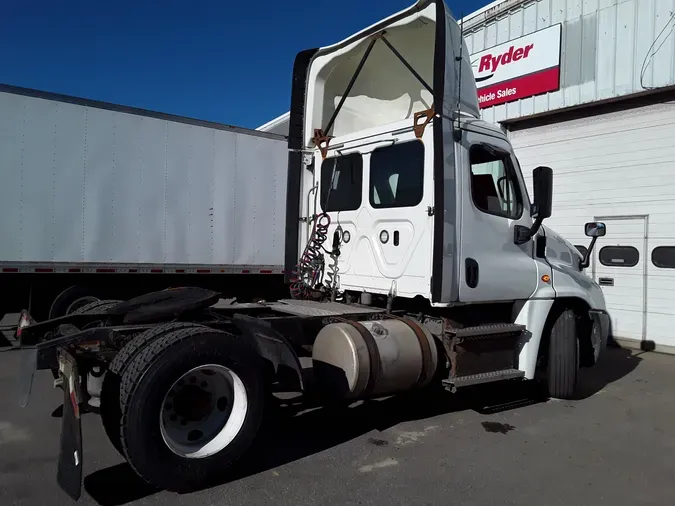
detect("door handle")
(598, 277), (614, 286)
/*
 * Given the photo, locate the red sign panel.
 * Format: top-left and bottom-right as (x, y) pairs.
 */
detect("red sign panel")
(471, 24), (562, 109)
(477, 67), (561, 108)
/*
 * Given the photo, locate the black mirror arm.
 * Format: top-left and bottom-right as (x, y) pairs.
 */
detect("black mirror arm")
(579, 236), (599, 269)
(514, 216), (545, 245)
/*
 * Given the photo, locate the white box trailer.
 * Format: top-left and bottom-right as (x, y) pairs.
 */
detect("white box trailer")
(0, 84), (289, 320)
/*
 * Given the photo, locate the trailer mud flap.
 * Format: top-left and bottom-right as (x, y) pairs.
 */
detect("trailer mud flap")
(56, 349), (83, 501)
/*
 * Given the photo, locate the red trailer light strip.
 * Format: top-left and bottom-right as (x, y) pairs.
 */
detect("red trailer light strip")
(1, 265), (283, 274)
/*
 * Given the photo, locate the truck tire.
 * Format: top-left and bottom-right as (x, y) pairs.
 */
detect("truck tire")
(547, 309), (579, 400)
(119, 325), (267, 492)
(71, 299), (122, 315)
(100, 322), (203, 455)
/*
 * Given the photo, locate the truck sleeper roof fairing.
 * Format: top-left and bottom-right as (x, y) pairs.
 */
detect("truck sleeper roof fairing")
(284, 0), (481, 303)
(301, 0), (479, 145)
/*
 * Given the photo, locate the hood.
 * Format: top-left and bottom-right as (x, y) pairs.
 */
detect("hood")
(542, 224), (584, 268)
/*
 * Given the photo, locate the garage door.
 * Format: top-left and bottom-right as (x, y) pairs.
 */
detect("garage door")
(507, 98), (675, 349)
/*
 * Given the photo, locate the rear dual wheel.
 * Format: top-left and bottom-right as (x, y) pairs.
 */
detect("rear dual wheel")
(112, 325), (267, 491)
(100, 322), (203, 455)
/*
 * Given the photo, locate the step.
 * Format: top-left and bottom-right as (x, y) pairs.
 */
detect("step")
(443, 368), (525, 390)
(449, 323), (526, 340)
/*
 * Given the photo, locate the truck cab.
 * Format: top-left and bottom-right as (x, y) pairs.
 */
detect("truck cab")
(285, 0), (610, 387)
(286, 0), (600, 305)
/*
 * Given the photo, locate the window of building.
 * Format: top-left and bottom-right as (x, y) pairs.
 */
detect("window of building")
(599, 246), (639, 267)
(320, 153), (363, 212)
(575, 245), (588, 257)
(651, 246), (675, 268)
(469, 144), (522, 219)
(369, 141), (425, 209)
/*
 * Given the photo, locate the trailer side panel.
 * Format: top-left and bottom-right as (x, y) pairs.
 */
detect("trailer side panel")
(0, 89), (288, 269)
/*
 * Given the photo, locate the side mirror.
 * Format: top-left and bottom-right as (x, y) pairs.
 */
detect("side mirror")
(514, 166), (553, 245)
(585, 222), (606, 237)
(580, 222), (607, 269)
(532, 166), (553, 219)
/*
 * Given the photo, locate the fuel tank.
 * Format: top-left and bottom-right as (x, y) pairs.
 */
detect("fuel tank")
(311, 318), (439, 400)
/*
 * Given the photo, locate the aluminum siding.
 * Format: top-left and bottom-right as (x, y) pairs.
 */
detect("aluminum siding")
(464, 0), (675, 123)
(0, 90), (288, 268)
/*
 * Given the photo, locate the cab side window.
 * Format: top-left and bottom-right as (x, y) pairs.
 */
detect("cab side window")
(469, 144), (522, 219)
(320, 153), (363, 212)
(370, 141), (424, 209)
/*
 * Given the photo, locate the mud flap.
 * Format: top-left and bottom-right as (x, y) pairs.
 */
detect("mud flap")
(56, 349), (83, 501)
(17, 309), (38, 408)
(233, 314), (304, 391)
(589, 310), (610, 363)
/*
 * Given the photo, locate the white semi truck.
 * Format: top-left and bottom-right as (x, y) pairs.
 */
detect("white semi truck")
(16, 0), (610, 500)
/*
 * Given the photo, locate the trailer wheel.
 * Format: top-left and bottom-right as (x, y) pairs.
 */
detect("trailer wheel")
(119, 325), (267, 491)
(100, 322), (204, 455)
(546, 308), (579, 400)
(49, 286), (99, 319)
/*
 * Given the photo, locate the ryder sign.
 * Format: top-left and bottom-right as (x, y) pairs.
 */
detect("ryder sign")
(470, 24), (561, 108)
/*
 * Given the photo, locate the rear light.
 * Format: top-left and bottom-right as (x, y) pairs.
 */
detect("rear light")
(15, 310), (34, 339)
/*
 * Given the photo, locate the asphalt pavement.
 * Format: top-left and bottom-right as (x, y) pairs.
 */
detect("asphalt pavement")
(1, 346), (673, 506)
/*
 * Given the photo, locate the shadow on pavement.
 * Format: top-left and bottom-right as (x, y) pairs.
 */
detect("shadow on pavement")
(84, 463), (159, 505)
(84, 387), (471, 506)
(574, 345), (643, 400)
(83, 345), (643, 505)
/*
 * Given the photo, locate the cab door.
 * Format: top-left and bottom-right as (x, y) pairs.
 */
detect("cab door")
(457, 129), (539, 302)
(363, 128), (435, 298)
(314, 126), (434, 299)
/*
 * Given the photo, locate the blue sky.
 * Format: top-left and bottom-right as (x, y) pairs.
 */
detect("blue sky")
(1, 0), (488, 129)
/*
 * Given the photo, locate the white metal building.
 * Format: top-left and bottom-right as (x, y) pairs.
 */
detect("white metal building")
(259, 0), (675, 352)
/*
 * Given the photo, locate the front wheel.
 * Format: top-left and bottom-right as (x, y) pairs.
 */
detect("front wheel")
(119, 326), (267, 492)
(546, 309), (579, 400)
